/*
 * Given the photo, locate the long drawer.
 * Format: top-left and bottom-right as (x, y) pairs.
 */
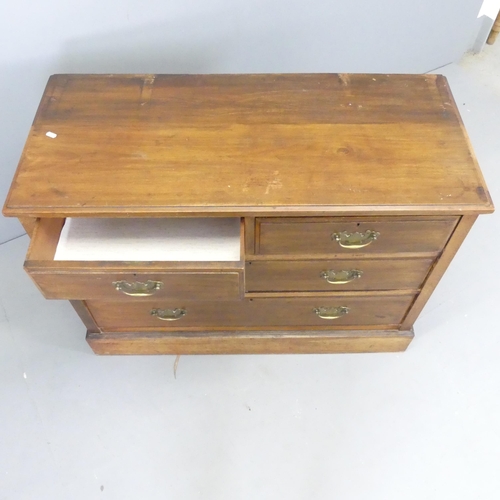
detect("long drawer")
(256, 217), (459, 255)
(24, 217), (244, 301)
(86, 293), (416, 331)
(245, 258), (434, 292)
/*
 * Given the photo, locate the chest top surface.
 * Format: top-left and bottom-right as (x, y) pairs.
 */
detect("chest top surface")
(3, 73), (493, 217)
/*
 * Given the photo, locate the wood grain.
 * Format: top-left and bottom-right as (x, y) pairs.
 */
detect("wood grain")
(27, 271), (243, 301)
(401, 215), (478, 329)
(25, 218), (64, 260)
(70, 300), (100, 333)
(86, 328), (414, 355)
(24, 218), (244, 301)
(86, 294), (416, 331)
(256, 217), (458, 255)
(244, 217), (256, 255)
(245, 257), (434, 292)
(18, 217), (36, 237)
(3, 73), (493, 218)
(3, 73), (494, 355)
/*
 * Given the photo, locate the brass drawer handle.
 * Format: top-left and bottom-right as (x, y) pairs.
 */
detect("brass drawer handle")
(113, 280), (163, 296)
(314, 306), (349, 320)
(150, 308), (187, 321)
(320, 269), (362, 284)
(332, 230), (380, 249)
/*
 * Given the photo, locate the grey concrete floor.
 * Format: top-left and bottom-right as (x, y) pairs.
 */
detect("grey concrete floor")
(1, 45), (500, 499)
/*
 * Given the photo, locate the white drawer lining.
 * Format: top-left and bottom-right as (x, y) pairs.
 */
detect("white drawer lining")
(54, 218), (241, 262)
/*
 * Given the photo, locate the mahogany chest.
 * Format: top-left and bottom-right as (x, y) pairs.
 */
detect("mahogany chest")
(3, 73), (493, 354)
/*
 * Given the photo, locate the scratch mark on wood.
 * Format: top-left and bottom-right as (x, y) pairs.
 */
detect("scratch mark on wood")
(140, 75), (156, 106)
(265, 170), (283, 195)
(338, 74), (350, 86)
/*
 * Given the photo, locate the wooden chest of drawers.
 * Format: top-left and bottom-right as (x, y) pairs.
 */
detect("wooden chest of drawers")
(3, 74), (493, 354)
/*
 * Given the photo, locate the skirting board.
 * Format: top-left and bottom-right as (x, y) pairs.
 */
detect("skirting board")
(86, 329), (414, 355)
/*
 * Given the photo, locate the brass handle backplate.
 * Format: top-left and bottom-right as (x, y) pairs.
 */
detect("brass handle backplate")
(150, 308), (187, 321)
(113, 280), (163, 296)
(332, 230), (380, 249)
(320, 269), (363, 284)
(313, 306), (349, 320)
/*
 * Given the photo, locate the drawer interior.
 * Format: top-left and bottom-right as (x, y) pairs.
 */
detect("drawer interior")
(28, 217), (243, 263)
(54, 217), (241, 261)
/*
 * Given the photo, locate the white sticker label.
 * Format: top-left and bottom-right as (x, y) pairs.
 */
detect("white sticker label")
(46, 131), (57, 138)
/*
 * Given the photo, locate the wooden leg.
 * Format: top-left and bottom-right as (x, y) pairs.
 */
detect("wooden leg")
(487, 10), (500, 45)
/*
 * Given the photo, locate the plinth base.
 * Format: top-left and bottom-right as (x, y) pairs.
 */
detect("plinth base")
(86, 329), (414, 355)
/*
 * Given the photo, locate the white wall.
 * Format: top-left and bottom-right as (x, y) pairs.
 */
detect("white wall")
(0, 0), (484, 242)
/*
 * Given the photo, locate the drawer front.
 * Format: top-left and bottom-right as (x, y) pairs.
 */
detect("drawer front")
(256, 217), (459, 255)
(246, 258), (434, 292)
(86, 294), (415, 331)
(27, 271), (242, 301)
(24, 218), (245, 301)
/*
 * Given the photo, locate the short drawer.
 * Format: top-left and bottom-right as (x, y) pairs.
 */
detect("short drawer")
(246, 258), (434, 292)
(256, 217), (459, 255)
(86, 293), (415, 331)
(24, 217), (244, 301)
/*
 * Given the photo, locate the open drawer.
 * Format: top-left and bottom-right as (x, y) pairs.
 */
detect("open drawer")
(24, 217), (245, 301)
